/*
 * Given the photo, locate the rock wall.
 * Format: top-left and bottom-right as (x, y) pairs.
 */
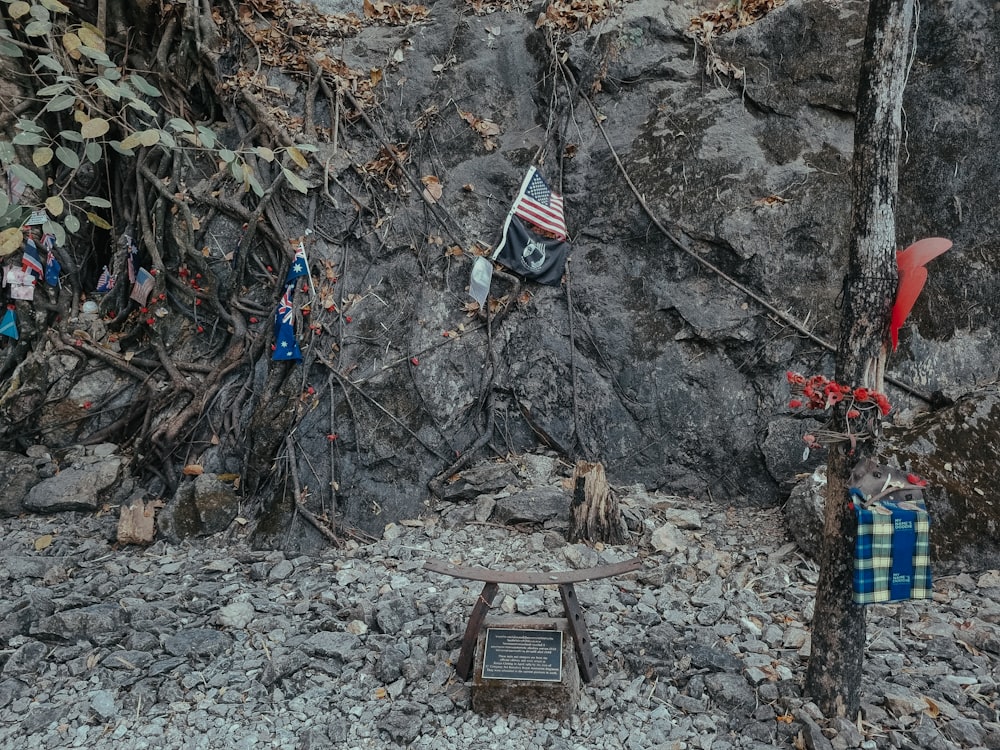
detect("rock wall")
(2, 0), (998, 559)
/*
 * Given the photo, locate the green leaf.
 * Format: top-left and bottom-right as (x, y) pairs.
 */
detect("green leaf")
(0, 193), (7, 215)
(108, 140), (135, 156)
(84, 141), (102, 164)
(218, 149), (236, 163)
(282, 167), (309, 194)
(158, 130), (176, 149)
(137, 129), (160, 147)
(293, 143), (319, 153)
(44, 94), (76, 112)
(83, 196), (112, 208)
(24, 20), (53, 37)
(16, 119), (44, 133)
(9, 164), (43, 190)
(64, 213), (80, 233)
(44, 219), (66, 247)
(80, 117), (110, 139)
(37, 82), (69, 97)
(254, 146), (275, 162)
(77, 45), (112, 66)
(167, 118), (194, 132)
(126, 99), (157, 117)
(229, 159), (242, 181)
(34, 55), (63, 74)
(0, 41), (24, 58)
(247, 173), (264, 197)
(29, 3), (51, 21)
(59, 129), (84, 143)
(99, 66), (122, 81)
(129, 73), (162, 98)
(0, 142), (14, 161)
(55, 146), (80, 169)
(196, 126), (216, 149)
(93, 77), (122, 101)
(12, 131), (43, 146)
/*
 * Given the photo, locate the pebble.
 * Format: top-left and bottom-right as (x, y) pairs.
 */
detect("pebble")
(0, 487), (998, 750)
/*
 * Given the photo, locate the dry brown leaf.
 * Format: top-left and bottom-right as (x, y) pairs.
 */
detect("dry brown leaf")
(421, 174), (442, 203)
(183, 464), (205, 476)
(34, 534), (53, 551)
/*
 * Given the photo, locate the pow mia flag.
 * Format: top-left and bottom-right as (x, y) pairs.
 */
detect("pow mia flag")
(492, 214), (570, 286)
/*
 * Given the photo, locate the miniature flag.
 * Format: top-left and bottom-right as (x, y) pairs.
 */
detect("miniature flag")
(492, 214), (569, 286)
(0, 308), (17, 340)
(125, 235), (138, 283)
(21, 238), (43, 279)
(42, 234), (60, 287)
(272, 283), (302, 361)
(130, 267), (155, 305)
(469, 256), (493, 306)
(286, 240), (309, 284)
(507, 166), (568, 240)
(96, 265), (115, 292)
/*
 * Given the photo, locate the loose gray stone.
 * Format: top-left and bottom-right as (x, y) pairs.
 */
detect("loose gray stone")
(304, 631), (360, 660)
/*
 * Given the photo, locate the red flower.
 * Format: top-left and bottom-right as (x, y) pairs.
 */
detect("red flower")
(141, 307), (148, 314)
(345, 316), (352, 323)
(302, 285), (309, 293)
(146, 317), (155, 325)
(82, 401), (92, 409)
(839, 383), (853, 395)
(442, 331), (450, 337)
(249, 317), (259, 323)
(786, 371), (805, 385)
(853, 387), (870, 402)
(197, 325), (204, 333)
(307, 386), (315, 395)
(875, 393), (891, 416)
(410, 357), (419, 366)
(195, 299), (202, 306)
(326, 433), (338, 441)
(906, 473), (928, 487)
(788, 399), (803, 409)
(847, 409), (860, 419)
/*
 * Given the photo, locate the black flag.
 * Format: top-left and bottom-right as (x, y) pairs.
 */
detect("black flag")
(492, 215), (569, 286)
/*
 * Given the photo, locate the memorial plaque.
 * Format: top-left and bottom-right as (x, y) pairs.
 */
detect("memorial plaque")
(481, 628), (563, 682)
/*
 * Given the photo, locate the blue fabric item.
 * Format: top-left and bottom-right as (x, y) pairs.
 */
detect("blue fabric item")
(853, 499), (931, 604)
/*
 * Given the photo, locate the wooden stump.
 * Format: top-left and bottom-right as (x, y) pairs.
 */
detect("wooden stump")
(117, 499), (157, 545)
(568, 461), (626, 544)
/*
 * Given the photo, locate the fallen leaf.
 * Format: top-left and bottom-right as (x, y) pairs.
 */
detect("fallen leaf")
(183, 464), (205, 476)
(34, 534), (53, 551)
(421, 174), (442, 203)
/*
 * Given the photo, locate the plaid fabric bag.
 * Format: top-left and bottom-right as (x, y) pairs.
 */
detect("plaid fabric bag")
(850, 459), (932, 604)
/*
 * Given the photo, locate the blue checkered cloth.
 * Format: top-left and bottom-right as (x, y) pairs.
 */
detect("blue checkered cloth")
(853, 499), (931, 604)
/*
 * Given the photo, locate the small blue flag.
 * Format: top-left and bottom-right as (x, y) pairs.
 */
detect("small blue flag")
(272, 283), (302, 361)
(43, 235), (61, 287)
(0, 308), (17, 340)
(285, 240), (309, 284)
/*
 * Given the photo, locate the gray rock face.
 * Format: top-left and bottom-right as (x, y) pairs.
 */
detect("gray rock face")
(0, 452), (40, 517)
(23, 446), (125, 513)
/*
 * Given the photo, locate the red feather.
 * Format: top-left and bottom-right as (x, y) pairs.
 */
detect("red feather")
(890, 237), (952, 350)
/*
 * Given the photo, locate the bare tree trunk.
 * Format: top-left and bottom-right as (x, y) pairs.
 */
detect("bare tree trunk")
(569, 460), (626, 545)
(805, 0), (916, 718)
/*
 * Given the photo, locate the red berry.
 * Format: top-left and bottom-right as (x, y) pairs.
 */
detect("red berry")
(82, 401), (92, 409)
(249, 317), (259, 323)
(326, 433), (338, 441)
(410, 357), (419, 366)
(146, 317), (155, 325)
(345, 316), (352, 323)
(197, 325), (204, 333)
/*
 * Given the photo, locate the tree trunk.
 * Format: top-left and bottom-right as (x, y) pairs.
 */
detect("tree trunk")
(569, 460), (626, 545)
(805, 0), (916, 718)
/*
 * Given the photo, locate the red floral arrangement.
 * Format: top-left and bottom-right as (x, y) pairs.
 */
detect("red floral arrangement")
(786, 371), (891, 451)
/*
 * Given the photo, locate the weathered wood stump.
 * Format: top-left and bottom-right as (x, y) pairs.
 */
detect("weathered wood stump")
(568, 460), (626, 545)
(117, 499), (157, 545)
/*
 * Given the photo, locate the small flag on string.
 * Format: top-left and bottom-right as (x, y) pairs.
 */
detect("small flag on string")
(21, 238), (43, 279)
(42, 234), (60, 287)
(273, 282), (302, 361)
(130, 267), (155, 305)
(96, 265), (115, 292)
(0, 307), (17, 340)
(286, 239), (310, 284)
(491, 167), (570, 286)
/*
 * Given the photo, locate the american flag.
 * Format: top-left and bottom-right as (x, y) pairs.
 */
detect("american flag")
(511, 167), (567, 240)
(130, 267), (154, 305)
(96, 265), (115, 292)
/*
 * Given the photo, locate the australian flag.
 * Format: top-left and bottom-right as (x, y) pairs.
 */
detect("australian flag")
(273, 283), (302, 361)
(21, 238), (43, 280)
(491, 167), (570, 286)
(42, 234), (61, 287)
(286, 240), (309, 284)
